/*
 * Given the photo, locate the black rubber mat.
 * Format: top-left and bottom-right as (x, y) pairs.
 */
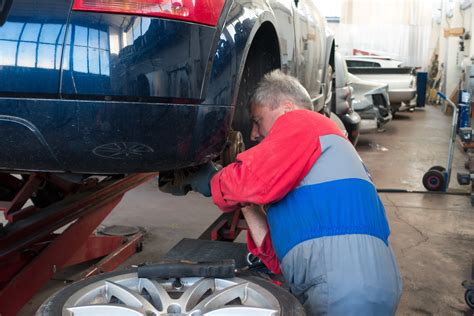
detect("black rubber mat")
(164, 238), (249, 269)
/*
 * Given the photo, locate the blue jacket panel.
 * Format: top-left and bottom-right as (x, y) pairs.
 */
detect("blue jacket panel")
(267, 134), (390, 260)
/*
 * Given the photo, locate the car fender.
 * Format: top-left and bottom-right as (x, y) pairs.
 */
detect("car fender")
(321, 23), (335, 88)
(203, 0), (280, 107)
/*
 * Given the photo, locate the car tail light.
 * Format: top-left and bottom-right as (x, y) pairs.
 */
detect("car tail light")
(72, 0), (226, 27)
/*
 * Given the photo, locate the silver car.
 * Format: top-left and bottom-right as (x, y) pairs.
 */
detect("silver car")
(334, 52), (361, 145)
(349, 73), (392, 133)
(346, 56), (417, 113)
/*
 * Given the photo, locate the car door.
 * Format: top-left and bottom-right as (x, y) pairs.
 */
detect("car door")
(269, 0), (297, 76)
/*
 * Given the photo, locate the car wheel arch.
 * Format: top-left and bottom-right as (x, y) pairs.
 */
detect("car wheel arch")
(201, 7), (279, 101)
(231, 17), (281, 106)
(230, 20), (281, 148)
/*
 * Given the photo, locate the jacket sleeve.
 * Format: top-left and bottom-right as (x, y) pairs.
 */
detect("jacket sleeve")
(210, 110), (325, 212)
(246, 230), (281, 274)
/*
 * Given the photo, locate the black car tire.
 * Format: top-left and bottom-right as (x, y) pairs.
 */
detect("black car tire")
(37, 268), (306, 316)
(429, 165), (446, 173)
(325, 64), (335, 116)
(465, 289), (474, 309)
(232, 28), (280, 149)
(239, 274), (306, 316)
(422, 169), (446, 191)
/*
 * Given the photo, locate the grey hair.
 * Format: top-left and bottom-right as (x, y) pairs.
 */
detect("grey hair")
(249, 69), (313, 111)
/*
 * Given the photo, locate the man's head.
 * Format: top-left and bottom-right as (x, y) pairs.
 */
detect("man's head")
(248, 69), (313, 142)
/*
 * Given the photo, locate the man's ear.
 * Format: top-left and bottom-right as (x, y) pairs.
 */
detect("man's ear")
(282, 101), (296, 113)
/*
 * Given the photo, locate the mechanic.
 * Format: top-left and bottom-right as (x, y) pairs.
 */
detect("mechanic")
(189, 70), (402, 315)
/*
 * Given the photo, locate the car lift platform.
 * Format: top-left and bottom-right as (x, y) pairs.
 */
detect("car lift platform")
(0, 172), (250, 315)
(0, 173), (157, 315)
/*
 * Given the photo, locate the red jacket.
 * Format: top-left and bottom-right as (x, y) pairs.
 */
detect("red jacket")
(210, 110), (344, 273)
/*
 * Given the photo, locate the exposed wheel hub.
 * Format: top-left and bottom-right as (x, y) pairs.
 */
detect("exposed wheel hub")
(221, 131), (245, 166)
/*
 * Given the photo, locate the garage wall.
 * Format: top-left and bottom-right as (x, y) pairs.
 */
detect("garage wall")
(318, 0), (474, 97)
(317, 0), (433, 68)
(435, 0), (473, 96)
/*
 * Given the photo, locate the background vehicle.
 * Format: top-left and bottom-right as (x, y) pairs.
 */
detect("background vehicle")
(347, 57), (416, 114)
(345, 56), (404, 68)
(334, 52), (360, 145)
(0, 0), (335, 177)
(349, 73), (392, 133)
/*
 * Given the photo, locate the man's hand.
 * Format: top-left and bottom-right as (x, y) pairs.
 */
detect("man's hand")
(189, 161), (221, 197)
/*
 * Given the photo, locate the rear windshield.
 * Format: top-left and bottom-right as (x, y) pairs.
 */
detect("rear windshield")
(346, 60), (381, 68)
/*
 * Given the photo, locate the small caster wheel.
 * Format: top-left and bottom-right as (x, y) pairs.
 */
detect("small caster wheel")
(465, 289), (474, 309)
(422, 169), (446, 191)
(429, 165), (446, 173)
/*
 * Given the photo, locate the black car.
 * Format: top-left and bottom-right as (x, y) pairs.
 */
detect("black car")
(0, 0), (334, 176)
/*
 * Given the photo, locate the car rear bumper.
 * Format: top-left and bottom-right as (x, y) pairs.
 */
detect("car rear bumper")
(375, 107), (392, 126)
(0, 98), (232, 174)
(359, 117), (378, 134)
(389, 89), (416, 104)
(339, 111), (361, 145)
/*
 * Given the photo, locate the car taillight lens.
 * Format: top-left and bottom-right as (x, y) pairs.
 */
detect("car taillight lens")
(72, 0), (225, 26)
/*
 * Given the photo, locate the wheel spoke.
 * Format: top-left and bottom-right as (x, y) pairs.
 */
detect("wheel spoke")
(138, 278), (172, 311)
(203, 306), (278, 316)
(180, 278), (216, 311)
(67, 304), (145, 316)
(190, 282), (249, 314)
(104, 281), (159, 313)
(60, 275), (282, 315)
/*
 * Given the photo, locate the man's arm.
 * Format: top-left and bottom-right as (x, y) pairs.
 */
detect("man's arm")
(211, 111), (328, 212)
(241, 205), (267, 247)
(242, 204), (281, 274)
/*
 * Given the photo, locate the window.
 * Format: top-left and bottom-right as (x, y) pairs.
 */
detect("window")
(123, 18), (152, 47)
(313, 0), (342, 22)
(67, 25), (111, 76)
(346, 60), (381, 68)
(0, 22), (64, 69)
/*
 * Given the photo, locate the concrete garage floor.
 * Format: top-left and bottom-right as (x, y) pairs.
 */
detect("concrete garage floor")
(21, 105), (473, 315)
(357, 107), (474, 315)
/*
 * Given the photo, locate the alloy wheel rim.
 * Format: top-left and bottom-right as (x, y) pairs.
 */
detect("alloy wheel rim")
(61, 273), (281, 316)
